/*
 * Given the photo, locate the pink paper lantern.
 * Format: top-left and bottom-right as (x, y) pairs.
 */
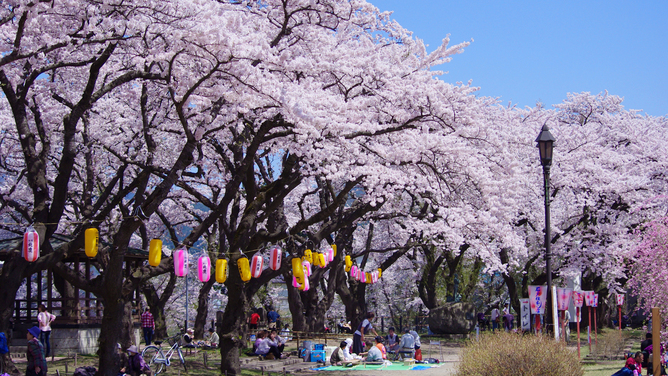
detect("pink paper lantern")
(616, 294), (625, 306)
(251, 254), (263, 278)
(23, 226), (40, 262)
(302, 276), (310, 291)
(326, 248), (334, 262)
(302, 260), (312, 277)
(269, 247), (282, 270)
(198, 255), (211, 282)
(360, 271), (366, 283)
(292, 275), (301, 288)
(350, 265), (358, 278)
(372, 271), (378, 283)
(556, 288), (573, 311)
(174, 248), (189, 277)
(572, 291), (585, 308)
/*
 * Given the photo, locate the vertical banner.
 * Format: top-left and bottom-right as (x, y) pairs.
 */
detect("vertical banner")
(616, 294), (625, 306)
(556, 288), (573, 311)
(528, 285), (547, 314)
(593, 294), (599, 344)
(583, 291), (594, 306)
(520, 298), (531, 331)
(572, 291), (585, 309)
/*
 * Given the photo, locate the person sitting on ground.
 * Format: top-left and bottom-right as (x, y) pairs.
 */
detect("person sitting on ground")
(117, 343), (129, 376)
(342, 338), (361, 361)
(253, 331), (267, 355)
(385, 327), (399, 353)
(625, 351), (643, 375)
(374, 336), (387, 360)
(364, 340), (383, 362)
(202, 328), (219, 349)
(126, 345), (151, 376)
(266, 329), (288, 359)
(641, 333), (652, 370)
(397, 329), (415, 359)
(330, 341), (346, 366)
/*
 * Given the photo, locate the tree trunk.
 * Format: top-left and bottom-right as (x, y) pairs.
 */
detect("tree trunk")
(219, 279), (249, 376)
(142, 273), (177, 340)
(0, 257), (25, 376)
(285, 275), (306, 332)
(194, 278), (215, 338)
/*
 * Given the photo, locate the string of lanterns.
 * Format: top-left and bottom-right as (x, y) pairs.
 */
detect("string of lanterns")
(22, 226), (383, 286)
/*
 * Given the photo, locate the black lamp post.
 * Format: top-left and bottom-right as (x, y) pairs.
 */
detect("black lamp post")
(536, 124), (555, 334)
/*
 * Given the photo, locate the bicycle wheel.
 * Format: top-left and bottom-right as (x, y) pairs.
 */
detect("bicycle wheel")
(142, 345), (165, 375)
(177, 348), (187, 371)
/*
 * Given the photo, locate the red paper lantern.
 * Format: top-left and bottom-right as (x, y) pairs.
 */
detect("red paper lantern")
(23, 226), (39, 262)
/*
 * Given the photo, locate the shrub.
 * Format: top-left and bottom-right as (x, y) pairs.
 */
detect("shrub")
(595, 329), (625, 358)
(455, 331), (584, 376)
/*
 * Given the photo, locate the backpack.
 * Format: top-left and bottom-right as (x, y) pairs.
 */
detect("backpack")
(0, 332), (8, 354)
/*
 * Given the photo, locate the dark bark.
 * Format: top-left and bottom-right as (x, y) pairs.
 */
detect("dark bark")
(194, 277), (216, 339)
(141, 273), (177, 340)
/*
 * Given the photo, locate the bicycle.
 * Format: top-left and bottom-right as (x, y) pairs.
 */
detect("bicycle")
(141, 335), (187, 375)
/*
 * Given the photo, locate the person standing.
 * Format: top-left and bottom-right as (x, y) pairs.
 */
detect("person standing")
(26, 326), (47, 376)
(491, 306), (500, 331)
(249, 310), (261, 330)
(141, 308), (155, 346)
(352, 312), (378, 354)
(37, 304), (55, 358)
(267, 309), (280, 329)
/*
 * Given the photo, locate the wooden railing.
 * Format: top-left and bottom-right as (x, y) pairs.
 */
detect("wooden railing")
(14, 297), (104, 325)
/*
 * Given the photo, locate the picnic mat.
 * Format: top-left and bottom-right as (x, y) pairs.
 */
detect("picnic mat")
(313, 363), (440, 371)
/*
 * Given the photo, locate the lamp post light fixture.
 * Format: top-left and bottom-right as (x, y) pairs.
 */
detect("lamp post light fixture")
(536, 124), (555, 335)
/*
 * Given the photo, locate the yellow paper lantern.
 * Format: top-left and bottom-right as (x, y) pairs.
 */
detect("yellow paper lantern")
(377, 268), (382, 279)
(215, 259), (228, 283)
(292, 257), (305, 285)
(345, 255), (352, 272)
(148, 239), (162, 266)
(365, 272), (372, 284)
(331, 244), (337, 257)
(237, 257), (251, 282)
(84, 228), (99, 258)
(304, 249), (313, 264)
(318, 253), (326, 267)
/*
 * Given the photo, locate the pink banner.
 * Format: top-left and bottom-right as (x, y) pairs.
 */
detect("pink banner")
(617, 294), (625, 306)
(556, 288), (573, 311)
(528, 285), (547, 314)
(572, 291), (585, 308)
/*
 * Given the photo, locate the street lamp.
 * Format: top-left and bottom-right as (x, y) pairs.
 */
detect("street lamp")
(536, 124), (555, 334)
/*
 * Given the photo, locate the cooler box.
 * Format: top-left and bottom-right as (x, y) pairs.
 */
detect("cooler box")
(310, 350), (326, 362)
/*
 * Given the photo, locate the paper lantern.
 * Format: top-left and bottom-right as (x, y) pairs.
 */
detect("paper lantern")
(360, 271), (366, 283)
(304, 249), (313, 264)
(326, 248), (334, 262)
(299, 276), (310, 291)
(616, 294), (625, 306)
(572, 291), (584, 308)
(593, 294), (599, 307)
(215, 259), (228, 283)
(292, 276), (301, 288)
(377, 268), (382, 279)
(350, 265), (358, 279)
(198, 255), (211, 282)
(269, 247), (282, 270)
(250, 255), (263, 278)
(318, 253), (326, 267)
(345, 255), (352, 272)
(148, 239), (162, 266)
(84, 228), (99, 258)
(331, 244), (337, 257)
(302, 260), (312, 277)
(237, 257), (251, 282)
(556, 288), (573, 311)
(372, 271), (378, 283)
(23, 226), (39, 262)
(173, 248), (189, 277)
(292, 257), (305, 284)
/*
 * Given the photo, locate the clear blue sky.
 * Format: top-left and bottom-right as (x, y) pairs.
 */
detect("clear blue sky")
(370, 0), (668, 117)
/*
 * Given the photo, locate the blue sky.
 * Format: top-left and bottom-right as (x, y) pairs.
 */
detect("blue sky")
(370, 0), (668, 117)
